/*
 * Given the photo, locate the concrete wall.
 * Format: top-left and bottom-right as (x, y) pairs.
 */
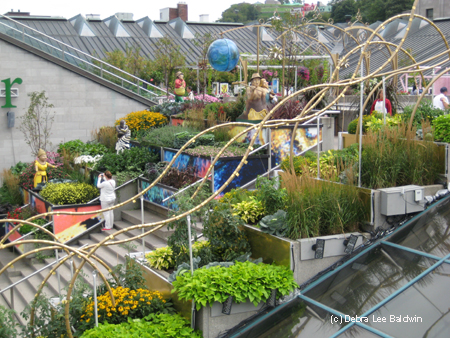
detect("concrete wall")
(0, 39), (148, 174)
(416, 0), (450, 19)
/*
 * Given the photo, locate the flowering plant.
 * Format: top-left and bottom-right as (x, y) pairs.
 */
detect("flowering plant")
(18, 163), (69, 190)
(115, 111), (167, 132)
(45, 152), (63, 167)
(262, 69), (278, 82)
(80, 287), (170, 329)
(298, 66), (310, 81)
(193, 94), (221, 103)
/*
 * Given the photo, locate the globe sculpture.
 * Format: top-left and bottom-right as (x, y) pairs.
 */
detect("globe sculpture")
(207, 39), (240, 72)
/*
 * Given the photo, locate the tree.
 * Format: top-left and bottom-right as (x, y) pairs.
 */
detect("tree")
(218, 3), (261, 24)
(385, 0), (414, 19)
(154, 36), (186, 98)
(19, 91), (55, 156)
(330, 0), (357, 23)
(193, 32), (215, 98)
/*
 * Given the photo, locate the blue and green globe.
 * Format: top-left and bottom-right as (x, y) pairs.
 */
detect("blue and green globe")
(207, 39), (240, 72)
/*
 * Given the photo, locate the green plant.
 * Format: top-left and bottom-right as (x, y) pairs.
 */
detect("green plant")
(94, 147), (158, 174)
(91, 126), (117, 152)
(19, 90), (55, 156)
(0, 305), (19, 338)
(58, 139), (109, 156)
(9, 161), (28, 176)
(433, 115), (450, 143)
(184, 144), (249, 158)
(232, 197), (265, 224)
(115, 171), (142, 187)
(347, 115), (372, 134)
(40, 182), (99, 205)
(115, 111), (167, 134)
(259, 210), (288, 237)
(173, 261), (298, 309)
(219, 188), (255, 207)
(203, 207), (251, 262)
(146, 247), (175, 270)
(80, 313), (201, 338)
(402, 99), (445, 127)
(365, 113), (402, 132)
(137, 125), (198, 148)
(0, 169), (22, 205)
(254, 176), (288, 215)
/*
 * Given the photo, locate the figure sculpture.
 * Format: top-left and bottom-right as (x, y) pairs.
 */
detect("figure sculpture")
(115, 120), (131, 154)
(34, 148), (56, 188)
(238, 73), (272, 120)
(174, 71), (186, 103)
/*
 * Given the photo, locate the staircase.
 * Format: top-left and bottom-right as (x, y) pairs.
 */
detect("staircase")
(0, 14), (167, 105)
(0, 206), (199, 327)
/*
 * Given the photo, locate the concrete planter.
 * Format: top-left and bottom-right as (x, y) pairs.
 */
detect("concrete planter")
(242, 224), (366, 286)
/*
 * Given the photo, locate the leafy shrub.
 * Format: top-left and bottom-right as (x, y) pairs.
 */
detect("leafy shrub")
(18, 163), (69, 190)
(365, 113), (402, 132)
(80, 313), (201, 338)
(219, 188), (255, 207)
(402, 99), (444, 127)
(10, 161), (28, 175)
(254, 176), (287, 215)
(259, 210), (288, 237)
(173, 131), (215, 149)
(173, 261), (298, 309)
(0, 305), (19, 338)
(184, 144), (248, 158)
(94, 147), (158, 174)
(146, 246), (175, 270)
(347, 115), (372, 134)
(152, 102), (184, 117)
(232, 197), (265, 224)
(280, 155), (312, 175)
(80, 287), (172, 331)
(115, 111), (167, 133)
(203, 208), (251, 261)
(58, 140), (108, 156)
(0, 169), (22, 206)
(433, 115), (450, 143)
(40, 182), (99, 205)
(138, 125), (198, 148)
(150, 165), (198, 190)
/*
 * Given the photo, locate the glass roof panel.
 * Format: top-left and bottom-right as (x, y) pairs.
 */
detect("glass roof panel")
(387, 197), (450, 258)
(234, 298), (345, 338)
(335, 325), (383, 337)
(366, 262), (450, 338)
(303, 244), (437, 316)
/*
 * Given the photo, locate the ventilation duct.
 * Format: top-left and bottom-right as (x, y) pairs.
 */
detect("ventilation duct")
(103, 15), (130, 37)
(168, 17), (195, 39)
(69, 14), (96, 37)
(136, 17), (163, 38)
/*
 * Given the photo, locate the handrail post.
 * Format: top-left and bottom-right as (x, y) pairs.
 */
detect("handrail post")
(100, 63), (103, 78)
(268, 129), (272, 178)
(92, 270), (98, 327)
(141, 194), (145, 258)
(10, 288), (14, 310)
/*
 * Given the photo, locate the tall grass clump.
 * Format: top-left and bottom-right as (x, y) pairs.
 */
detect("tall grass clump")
(360, 122), (442, 189)
(280, 170), (368, 240)
(0, 169), (22, 205)
(137, 125), (198, 148)
(91, 126), (117, 152)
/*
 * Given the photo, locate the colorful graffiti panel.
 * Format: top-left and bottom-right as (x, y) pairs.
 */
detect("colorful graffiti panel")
(214, 156), (269, 196)
(140, 179), (175, 208)
(271, 126), (321, 166)
(228, 126), (269, 145)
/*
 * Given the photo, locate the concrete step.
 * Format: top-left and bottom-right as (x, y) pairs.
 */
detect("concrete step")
(114, 220), (167, 250)
(121, 209), (174, 241)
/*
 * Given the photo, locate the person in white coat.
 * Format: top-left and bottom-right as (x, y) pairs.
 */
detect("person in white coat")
(433, 87), (449, 111)
(97, 171), (116, 231)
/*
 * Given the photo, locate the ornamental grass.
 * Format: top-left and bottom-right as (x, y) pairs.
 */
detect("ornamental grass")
(115, 110), (167, 132)
(80, 287), (168, 329)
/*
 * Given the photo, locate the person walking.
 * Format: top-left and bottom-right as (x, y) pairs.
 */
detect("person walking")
(97, 171), (116, 231)
(433, 87), (449, 111)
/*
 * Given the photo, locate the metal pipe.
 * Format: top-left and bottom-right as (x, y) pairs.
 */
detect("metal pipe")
(317, 116), (320, 179)
(382, 75), (386, 125)
(10, 288), (14, 311)
(268, 129), (272, 178)
(358, 56), (364, 188)
(256, 27), (260, 74)
(93, 270), (98, 327)
(56, 249), (62, 300)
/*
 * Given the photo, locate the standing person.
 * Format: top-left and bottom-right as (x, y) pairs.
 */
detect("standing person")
(97, 171), (116, 231)
(187, 86), (195, 100)
(371, 91), (392, 116)
(174, 71), (186, 103)
(433, 87), (449, 111)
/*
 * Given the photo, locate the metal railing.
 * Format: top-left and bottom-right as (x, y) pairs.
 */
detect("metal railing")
(0, 14), (168, 101)
(88, 174), (144, 204)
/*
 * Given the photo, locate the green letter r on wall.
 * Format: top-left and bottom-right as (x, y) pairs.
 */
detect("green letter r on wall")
(1, 78), (23, 108)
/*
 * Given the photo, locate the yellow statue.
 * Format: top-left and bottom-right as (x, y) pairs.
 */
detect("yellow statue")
(34, 149), (56, 188)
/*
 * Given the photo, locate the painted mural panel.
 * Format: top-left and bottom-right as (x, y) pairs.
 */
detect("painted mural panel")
(271, 126), (321, 166)
(140, 179), (174, 208)
(213, 156), (269, 196)
(163, 149), (211, 178)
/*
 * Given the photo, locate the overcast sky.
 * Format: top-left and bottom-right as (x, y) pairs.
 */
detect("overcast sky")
(1, 1), (262, 23)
